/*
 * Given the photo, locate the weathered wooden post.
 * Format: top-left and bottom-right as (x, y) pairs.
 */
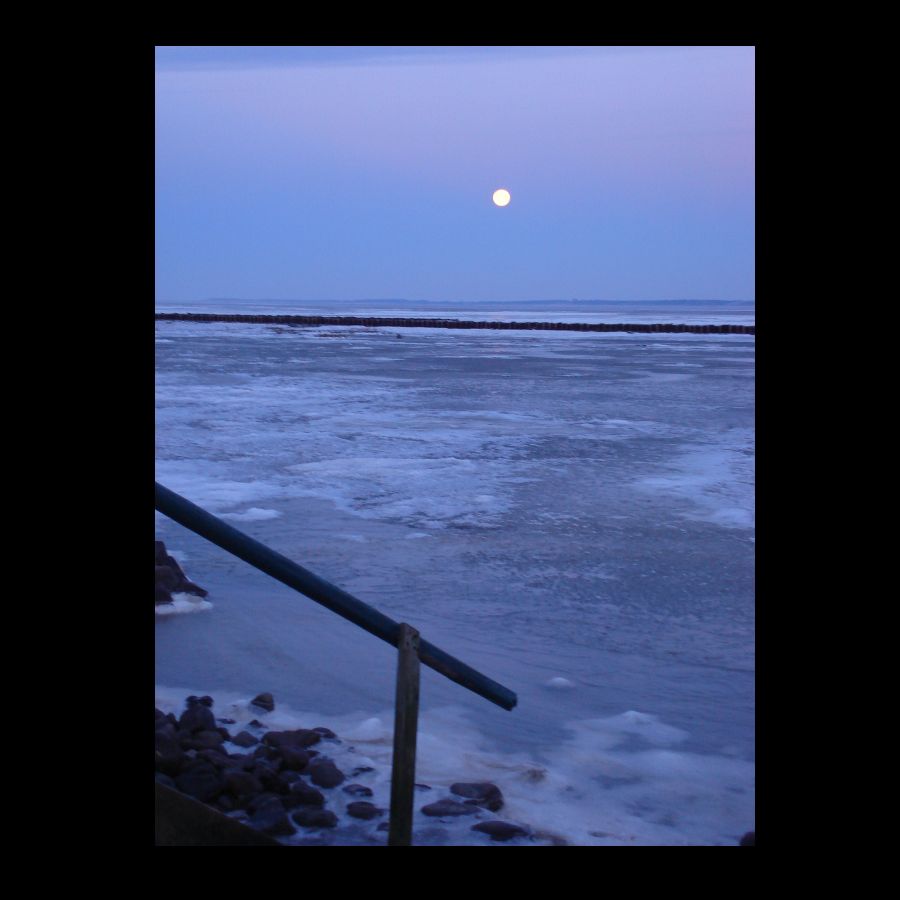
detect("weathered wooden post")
(388, 623), (421, 846)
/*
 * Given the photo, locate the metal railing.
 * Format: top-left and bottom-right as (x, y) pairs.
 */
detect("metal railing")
(155, 481), (517, 845)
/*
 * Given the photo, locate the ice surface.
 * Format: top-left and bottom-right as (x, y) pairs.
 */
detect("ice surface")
(155, 304), (754, 844)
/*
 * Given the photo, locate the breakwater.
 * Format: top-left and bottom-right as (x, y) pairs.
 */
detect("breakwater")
(155, 313), (754, 335)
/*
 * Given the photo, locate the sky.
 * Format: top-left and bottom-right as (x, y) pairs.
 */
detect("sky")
(155, 46), (754, 304)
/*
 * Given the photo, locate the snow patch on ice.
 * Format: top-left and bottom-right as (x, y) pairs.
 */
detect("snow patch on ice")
(220, 507), (283, 522)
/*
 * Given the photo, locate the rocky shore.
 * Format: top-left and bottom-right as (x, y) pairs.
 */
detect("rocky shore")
(155, 692), (538, 845)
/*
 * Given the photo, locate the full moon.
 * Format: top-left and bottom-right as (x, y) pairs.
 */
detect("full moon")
(492, 188), (511, 207)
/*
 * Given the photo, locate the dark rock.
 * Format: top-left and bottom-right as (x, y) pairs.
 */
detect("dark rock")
(155, 585), (173, 605)
(198, 696), (214, 708)
(376, 822), (390, 832)
(290, 807), (338, 829)
(472, 821), (529, 841)
(196, 749), (235, 769)
(415, 783), (432, 791)
(182, 729), (224, 751)
(283, 780), (326, 809)
(216, 727), (232, 742)
(253, 763), (290, 794)
(216, 794), (235, 812)
(248, 719), (265, 729)
(178, 702), (216, 734)
(278, 746), (310, 772)
(175, 767), (223, 803)
(218, 718), (236, 725)
(346, 801), (383, 820)
(312, 726), (337, 739)
(156, 565), (179, 591)
(245, 792), (284, 814)
(351, 766), (375, 777)
(451, 781), (504, 812)
(250, 693), (275, 712)
(231, 730), (259, 748)
(155, 707), (166, 721)
(342, 783), (374, 797)
(253, 744), (281, 762)
(420, 799), (478, 817)
(223, 770), (264, 798)
(263, 728), (321, 749)
(740, 831), (755, 846)
(155, 731), (186, 776)
(248, 798), (295, 836)
(307, 758), (345, 788)
(280, 770), (303, 784)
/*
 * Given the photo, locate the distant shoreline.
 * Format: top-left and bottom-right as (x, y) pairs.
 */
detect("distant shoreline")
(155, 313), (755, 336)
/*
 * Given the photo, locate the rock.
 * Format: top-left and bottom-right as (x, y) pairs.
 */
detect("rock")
(248, 798), (295, 836)
(307, 758), (345, 789)
(175, 766), (223, 803)
(250, 693), (275, 713)
(155, 731), (186, 776)
(218, 718), (236, 725)
(196, 749), (235, 769)
(215, 794), (235, 812)
(283, 780), (326, 809)
(253, 762), (290, 794)
(312, 726), (337, 739)
(291, 808), (338, 829)
(231, 730), (259, 748)
(420, 799), (478, 817)
(278, 746), (310, 772)
(740, 831), (755, 846)
(198, 696), (214, 708)
(351, 766), (375, 777)
(450, 781), (504, 812)
(155, 565), (179, 591)
(472, 821), (529, 841)
(415, 783), (432, 791)
(346, 801), (383, 820)
(342, 784), (373, 797)
(216, 727), (232, 742)
(263, 728), (322, 749)
(223, 770), (264, 798)
(155, 585), (173, 605)
(178, 700), (216, 734)
(245, 792), (284, 814)
(182, 729), (224, 751)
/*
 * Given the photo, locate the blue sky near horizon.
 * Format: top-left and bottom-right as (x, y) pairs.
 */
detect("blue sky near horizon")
(155, 46), (754, 304)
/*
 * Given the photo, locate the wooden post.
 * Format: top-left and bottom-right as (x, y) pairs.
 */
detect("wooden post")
(388, 623), (421, 846)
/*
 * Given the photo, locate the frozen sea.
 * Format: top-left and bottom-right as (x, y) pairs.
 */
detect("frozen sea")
(155, 299), (754, 846)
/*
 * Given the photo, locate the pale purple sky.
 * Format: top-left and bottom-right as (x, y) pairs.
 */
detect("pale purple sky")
(155, 46), (754, 303)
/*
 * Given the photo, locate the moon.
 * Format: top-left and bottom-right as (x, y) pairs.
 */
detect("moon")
(492, 188), (511, 207)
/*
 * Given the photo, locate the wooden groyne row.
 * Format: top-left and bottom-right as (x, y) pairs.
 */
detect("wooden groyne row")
(155, 313), (755, 335)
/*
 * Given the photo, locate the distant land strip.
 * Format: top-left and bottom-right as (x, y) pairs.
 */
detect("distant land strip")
(155, 313), (754, 335)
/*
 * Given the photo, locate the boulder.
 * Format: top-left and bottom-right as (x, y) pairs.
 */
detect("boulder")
(263, 729), (321, 749)
(248, 798), (295, 837)
(178, 700), (216, 734)
(450, 782), (504, 812)
(307, 758), (345, 789)
(290, 808), (338, 829)
(231, 730), (259, 748)
(175, 766), (223, 803)
(342, 784), (373, 797)
(472, 821), (529, 841)
(420, 799), (478, 817)
(346, 801), (383, 821)
(278, 746), (310, 772)
(250, 693), (275, 713)
(283, 780), (326, 809)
